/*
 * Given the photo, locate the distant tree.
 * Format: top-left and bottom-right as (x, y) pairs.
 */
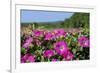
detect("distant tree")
(33, 22), (38, 29)
(63, 13), (89, 28)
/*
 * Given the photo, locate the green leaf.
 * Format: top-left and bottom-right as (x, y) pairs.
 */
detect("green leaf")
(28, 48), (35, 54)
(21, 48), (26, 54)
(72, 48), (77, 54)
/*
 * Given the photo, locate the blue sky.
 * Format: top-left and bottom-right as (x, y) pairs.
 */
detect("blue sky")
(21, 10), (74, 23)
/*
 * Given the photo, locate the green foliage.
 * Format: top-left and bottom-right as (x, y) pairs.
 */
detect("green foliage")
(65, 28), (90, 60)
(21, 48), (27, 55)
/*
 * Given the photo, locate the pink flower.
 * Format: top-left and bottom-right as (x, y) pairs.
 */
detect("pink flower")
(21, 54), (35, 63)
(22, 37), (33, 48)
(54, 41), (69, 55)
(26, 37), (33, 43)
(54, 29), (67, 38)
(35, 39), (42, 46)
(78, 36), (90, 47)
(63, 50), (73, 61)
(43, 50), (54, 59)
(52, 59), (58, 62)
(32, 30), (44, 37)
(44, 32), (55, 40)
(27, 56), (35, 62)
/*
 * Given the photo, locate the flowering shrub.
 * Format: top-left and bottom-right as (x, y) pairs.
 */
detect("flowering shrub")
(21, 28), (90, 63)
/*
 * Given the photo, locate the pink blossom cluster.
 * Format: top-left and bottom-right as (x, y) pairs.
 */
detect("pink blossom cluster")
(21, 29), (90, 63)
